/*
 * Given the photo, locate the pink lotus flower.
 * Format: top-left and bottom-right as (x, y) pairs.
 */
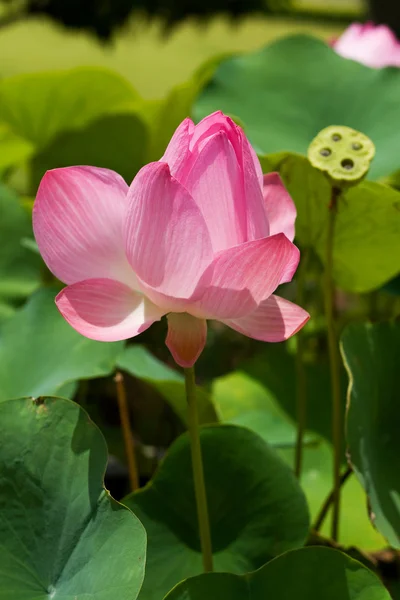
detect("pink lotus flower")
(33, 112), (309, 367)
(332, 22), (400, 68)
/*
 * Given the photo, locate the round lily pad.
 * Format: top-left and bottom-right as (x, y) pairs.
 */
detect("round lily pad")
(0, 396), (146, 599)
(124, 424), (309, 600)
(164, 546), (390, 600)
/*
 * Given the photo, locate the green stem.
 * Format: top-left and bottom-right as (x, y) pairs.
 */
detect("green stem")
(294, 248), (310, 478)
(324, 187), (342, 542)
(184, 366), (213, 572)
(114, 372), (139, 492)
(313, 466), (352, 533)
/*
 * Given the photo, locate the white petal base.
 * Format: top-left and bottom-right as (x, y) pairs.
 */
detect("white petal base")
(56, 278), (165, 342)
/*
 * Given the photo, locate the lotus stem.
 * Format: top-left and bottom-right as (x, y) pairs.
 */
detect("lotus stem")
(184, 366), (214, 572)
(114, 372), (140, 492)
(313, 466), (352, 533)
(294, 247), (310, 478)
(324, 186), (342, 542)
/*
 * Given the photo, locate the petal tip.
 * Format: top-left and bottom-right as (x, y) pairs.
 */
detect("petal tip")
(292, 309), (310, 336)
(40, 166), (76, 183)
(181, 116), (195, 129)
(152, 161), (173, 178)
(263, 171), (284, 186)
(36, 167), (62, 192)
(222, 295), (310, 343)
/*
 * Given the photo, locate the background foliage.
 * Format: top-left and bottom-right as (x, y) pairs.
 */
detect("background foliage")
(0, 1), (400, 599)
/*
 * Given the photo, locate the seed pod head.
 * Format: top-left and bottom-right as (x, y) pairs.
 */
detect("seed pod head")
(307, 126), (375, 187)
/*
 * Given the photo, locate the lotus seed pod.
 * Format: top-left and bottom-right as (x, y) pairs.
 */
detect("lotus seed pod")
(307, 125), (375, 186)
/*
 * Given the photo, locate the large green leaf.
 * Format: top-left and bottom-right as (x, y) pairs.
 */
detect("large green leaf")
(0, 300), (16, 322)
(342, 321), (400, 549)
(0, 123), (34, 171)
(0, 287), (123, 402)
(259, 153), (400, 292)
(0, 396), (146, 599)
(215, 365), (384, 548)
(0, 67), (147, 190)
(242, 342), (345, 445)
(212, 370), (301, 448)
(258, 153), (329, 250)
(164, 547), (390, 599)
(194, 34), (400, 180)
(0, 67), (140, 148)
(0, 183), (42, 304)
(280, 441), (386, 549)
(31, 111), (148, 189)
(123, 424), (309, 600)
(331, 181), (400, 291)
(241, 344), (383, 547)
(117, 345), (217, 425)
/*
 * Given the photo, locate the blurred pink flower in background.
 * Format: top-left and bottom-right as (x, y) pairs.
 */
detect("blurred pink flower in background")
(33, 112), (309, 367)
(332, 22), (400, 68)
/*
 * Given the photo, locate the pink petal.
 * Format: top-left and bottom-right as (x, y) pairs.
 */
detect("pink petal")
(183, 131), (248, 252)
(246, 136), (264, 189)
(33, 166), (136, 287)
(333, 22), (400, 68)
(192, 233), (300, 319)
(238, 128), (270, 241)
(263, 173), (296, 242)
(223, 294), (309, 342)
(56, 279), (165, 342)
(191, 112), (263, 186)
(279, 246), (301, 284)
(166, 313), (207, 368)
(189, 111), (237, 153)
(124, 162), (213, 307)
(187, 113), (268, 245)
(161, 117), (194, 180)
